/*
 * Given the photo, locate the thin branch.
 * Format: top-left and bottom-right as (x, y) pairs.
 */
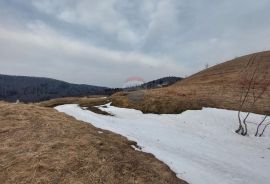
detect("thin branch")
(239, 54), (258, 112)
(242, 112), (250, 135)
(255, 115), (268, 136)
(236, 54), (257, 135)
(259, 122), (270, 137)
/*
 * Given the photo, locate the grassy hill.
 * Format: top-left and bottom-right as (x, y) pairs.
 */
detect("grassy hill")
(111, 51), (270, 115)
(0, 102), (186, 184)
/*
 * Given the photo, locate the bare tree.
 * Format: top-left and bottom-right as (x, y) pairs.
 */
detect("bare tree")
(236, 54), (258, 135)
(236, 54), (269, 136)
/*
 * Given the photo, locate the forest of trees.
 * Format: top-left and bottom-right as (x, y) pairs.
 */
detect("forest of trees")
(0, 74), (181, 103)
(0, 74), (119, 102)
(124, 76), (182, 91)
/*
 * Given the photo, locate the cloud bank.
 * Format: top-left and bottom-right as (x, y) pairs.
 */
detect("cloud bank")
(0, 0), (270, 87)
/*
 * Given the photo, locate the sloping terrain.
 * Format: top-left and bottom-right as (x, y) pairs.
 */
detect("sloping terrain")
(0, 74), (115, 102)
(57, 103), (270, 184)
(142, 76), (182, 89)
(125, 77), (182, 91)
(0, 102), (186, 184)
(111, 51), (270, 115)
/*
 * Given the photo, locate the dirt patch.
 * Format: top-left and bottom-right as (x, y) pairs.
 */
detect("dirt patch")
(0, 102), (187, 184)
(84, 106), (113, 116)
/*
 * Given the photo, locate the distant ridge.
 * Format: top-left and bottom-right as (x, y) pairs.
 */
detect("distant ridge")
(124, 76), (182, 91)
(142, 76), (182, 89)
(0, 74), (112, 102)
(0, 74), (180, 103)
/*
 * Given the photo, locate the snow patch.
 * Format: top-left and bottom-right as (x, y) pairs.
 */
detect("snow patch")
(55, 104), (270, 184)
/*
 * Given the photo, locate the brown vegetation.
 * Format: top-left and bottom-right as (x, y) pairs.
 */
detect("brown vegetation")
(38, 96), (111, 116)
(111, 51), (270, 115)
(38, 96), (109, 108)
(0, 102), (187, 184)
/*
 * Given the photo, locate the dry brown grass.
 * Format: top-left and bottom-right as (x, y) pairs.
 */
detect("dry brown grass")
(111, 51), (270, 115)
(38, 96), (109, 108)
(0, 102), (187, 184)
(38, 96), (112, 116)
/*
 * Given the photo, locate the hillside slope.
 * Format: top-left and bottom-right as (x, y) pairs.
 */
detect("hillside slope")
(0, 74), (112, 102)
(142, 76), (182, 89)
(111, 51), (270, 115)
(0, 102), (186, 184)
(125, 77), (182, 91)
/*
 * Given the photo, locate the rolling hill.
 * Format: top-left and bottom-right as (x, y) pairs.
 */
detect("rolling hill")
(124, 76), (182, 91)
(0, 74), (114, 102)
(0, 74), (181, 103)
(141, 76), (182, 89)
(111, 51), (270, 115)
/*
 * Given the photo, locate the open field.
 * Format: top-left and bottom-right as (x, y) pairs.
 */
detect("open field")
(57, 103), (270, 184)
(111, 51), (270, 115)
(0, 102), (186, 184)
(2, 1), (270, 184)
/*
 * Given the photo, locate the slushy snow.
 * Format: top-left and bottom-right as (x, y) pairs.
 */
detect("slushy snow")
(55, 104), (270, 184)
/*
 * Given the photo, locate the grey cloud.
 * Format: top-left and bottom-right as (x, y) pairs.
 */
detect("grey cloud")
(0, 25), (184, 87)
(0, 0), (270, 87)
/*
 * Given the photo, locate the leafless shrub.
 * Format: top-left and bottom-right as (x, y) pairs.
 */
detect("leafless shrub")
(236, 54), (270, 136)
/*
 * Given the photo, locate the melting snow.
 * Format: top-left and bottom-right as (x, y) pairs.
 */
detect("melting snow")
(55, 104), (270, 184)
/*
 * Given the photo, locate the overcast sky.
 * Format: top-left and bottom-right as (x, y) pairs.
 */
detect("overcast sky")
(0, 0), (270, 87)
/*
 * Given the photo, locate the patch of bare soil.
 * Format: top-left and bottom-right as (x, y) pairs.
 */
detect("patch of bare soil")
(84, 106), (113, 116)
(111, 51), (270, 115)
(0, 102), (187, 184)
